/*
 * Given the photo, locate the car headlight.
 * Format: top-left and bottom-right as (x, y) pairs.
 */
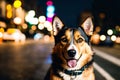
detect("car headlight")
(100, 35), (106, 41)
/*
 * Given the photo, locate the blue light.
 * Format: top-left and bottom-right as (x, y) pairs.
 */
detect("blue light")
(34, 33), (43, 40)
(47, 5), (55, 13)
(46, 12), (54, 18)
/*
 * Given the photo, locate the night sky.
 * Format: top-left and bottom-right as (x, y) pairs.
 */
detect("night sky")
(35, 0), (94, 27)
(93, 0), (120, 26)
(24, 0), (120, 27)
(52, 0), (94, 27)
(41, 0), (120, 26)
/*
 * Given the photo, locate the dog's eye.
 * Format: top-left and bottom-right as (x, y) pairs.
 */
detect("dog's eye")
(61, 38), (68, 42)
(76, 38), (83, 43)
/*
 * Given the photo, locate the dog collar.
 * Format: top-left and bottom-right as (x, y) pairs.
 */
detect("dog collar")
(52, 59), (94, 77)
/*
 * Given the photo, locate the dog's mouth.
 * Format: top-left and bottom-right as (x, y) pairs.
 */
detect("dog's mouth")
(66, 54), (82, 68)
(62, 51), (82, 68)
(67, 59), (77, 68)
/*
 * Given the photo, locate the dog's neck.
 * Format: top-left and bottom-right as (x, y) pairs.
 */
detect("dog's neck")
(52, 54), (94, 79)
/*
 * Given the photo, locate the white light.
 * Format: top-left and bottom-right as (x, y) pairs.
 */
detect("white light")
(38, 23), (44, 30)
(38, 16), (46, 23)
(13, 33), (19, 41)
(46, 12), (54, 18)
(0, 32), (3, 38)
(25, 15), (31, 22)
(28, 10), (35, 17)
(44, 21), (51, 28)
(14, 17), (22, 24)
(100, 35), (106, 41)
(29, 17), (38, 25)
(111, 35), (116, 41)
(47, 25), (52, 31)
(107, 29), (113, 35)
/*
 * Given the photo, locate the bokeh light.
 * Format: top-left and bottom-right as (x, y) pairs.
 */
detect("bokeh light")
(46, 1), (53, 6)
(46, 0), (55, 22)
(22, 23), (28, 29)
(13, 0), (22, 8)
(6, 4), (12, 10)
(115, 37), (120, 43)
(47, 24), (52, 31)
(34, 33), (44, 40)
(13, 17), (22, 24)
(44, 21), (51, 28)
(100, 35), (106, 41)
(107, 29), (113, 35)
(31, 25), (37, 30)
(0, 32), (3, 38)
(47, 5), (55, 13)
(28, 10), (35, 17)
(6, 4), (12, 18)
(38, 23), (44, 30)
(46, 12), (54, 18)
(29, 18), (38, 25)
(111, 35), (116, 41)
(47, 17), (52, 22)
(39, 16), (46, 23)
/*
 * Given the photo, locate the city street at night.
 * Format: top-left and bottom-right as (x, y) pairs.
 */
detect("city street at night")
(0, 39), (120, 80)
(0, 0), (120, 80)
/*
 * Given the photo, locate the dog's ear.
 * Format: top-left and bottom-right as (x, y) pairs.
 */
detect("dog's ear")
(81, 17), (93, 36)
(52, 16), (64, 36)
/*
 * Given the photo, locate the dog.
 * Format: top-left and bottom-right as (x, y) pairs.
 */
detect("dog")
(44, 16), (95, 80)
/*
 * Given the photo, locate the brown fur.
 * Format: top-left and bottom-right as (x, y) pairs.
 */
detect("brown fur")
(44, 16), (95, 80)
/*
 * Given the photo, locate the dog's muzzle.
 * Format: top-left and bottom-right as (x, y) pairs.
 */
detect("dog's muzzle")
(67, 49), (77, 68)
(68, 49), (76, 57)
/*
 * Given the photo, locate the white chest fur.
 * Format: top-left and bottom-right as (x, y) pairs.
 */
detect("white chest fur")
(59, 71), (82, 80)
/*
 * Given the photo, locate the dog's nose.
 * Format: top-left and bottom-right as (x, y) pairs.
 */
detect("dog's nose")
(68, 49), (76, 57)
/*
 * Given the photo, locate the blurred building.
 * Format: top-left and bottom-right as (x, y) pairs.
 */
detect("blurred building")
(0, 0), (6, 17)
(92, 0), (120, 28)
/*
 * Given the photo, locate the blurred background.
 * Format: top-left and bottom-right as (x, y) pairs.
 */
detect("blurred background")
(0, 0), (120, 80)
(0, 0), (120, 45)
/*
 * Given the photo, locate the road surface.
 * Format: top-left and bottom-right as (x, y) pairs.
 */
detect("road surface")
(0, 39), (120, 80)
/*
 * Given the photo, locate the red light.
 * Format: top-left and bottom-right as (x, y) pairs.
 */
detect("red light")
(46, 1), (53, 6)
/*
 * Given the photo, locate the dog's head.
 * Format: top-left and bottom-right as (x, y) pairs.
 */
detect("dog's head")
(52, 16), (94, 69)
